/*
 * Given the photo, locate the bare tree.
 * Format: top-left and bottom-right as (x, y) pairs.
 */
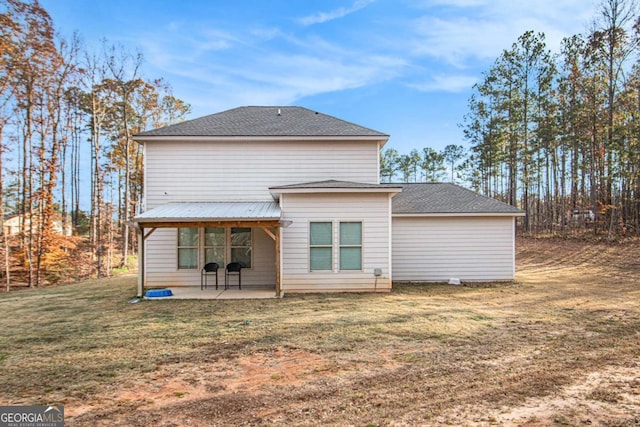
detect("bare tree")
(81, 51), (111, 277)
(103, 41), (143, 268)
(0, 0), (20, 290)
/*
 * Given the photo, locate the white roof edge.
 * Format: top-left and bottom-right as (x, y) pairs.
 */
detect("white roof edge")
(133, 135), (389, 143)
(135, 216), (281, 223)
(134, 201), (281, 223)
(393, 212), (526, 217)
(270, 187), (402, 195)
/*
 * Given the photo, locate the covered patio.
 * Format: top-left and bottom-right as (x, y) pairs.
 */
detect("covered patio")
(145, 286), (277, 300)
(132, 202), (284, 298)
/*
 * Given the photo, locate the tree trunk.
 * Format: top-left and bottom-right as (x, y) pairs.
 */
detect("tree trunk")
(0, 125), (9, 291)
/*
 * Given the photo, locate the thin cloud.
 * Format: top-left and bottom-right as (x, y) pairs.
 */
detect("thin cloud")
(408, 74), (478, 93)
(411, 16), (510, 66)
(298, 0), (375, 26)
(408, 0), (597, 67)
(139, 0), (599, 122)
(142, 27), (407, 114)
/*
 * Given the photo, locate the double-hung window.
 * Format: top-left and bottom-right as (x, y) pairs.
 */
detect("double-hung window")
(177, 228), (198, 269)
(309, 222), (332, 271)
(231, 227), (252, 268)
(204, 227), (225, 266)
(339, 222), (362, 270)
(309, 221), (363, 271)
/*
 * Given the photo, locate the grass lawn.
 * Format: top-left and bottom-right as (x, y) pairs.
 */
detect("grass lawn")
(0, 238), (639, 426)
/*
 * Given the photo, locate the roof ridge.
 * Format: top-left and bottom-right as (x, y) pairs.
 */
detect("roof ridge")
(134, 106), (389, 138)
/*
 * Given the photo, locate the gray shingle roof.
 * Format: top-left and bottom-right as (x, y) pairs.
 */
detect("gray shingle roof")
(135, 106), (388, 138)
(385, 183), (524, 215)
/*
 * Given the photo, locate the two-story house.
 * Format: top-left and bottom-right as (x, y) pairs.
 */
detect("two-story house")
(132, 106), (523, 297)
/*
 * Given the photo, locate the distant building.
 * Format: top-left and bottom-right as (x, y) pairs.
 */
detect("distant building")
(3, 214), (73, 237)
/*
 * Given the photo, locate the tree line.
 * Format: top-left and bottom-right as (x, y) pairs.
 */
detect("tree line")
(382, 0), (640, 238)
(380, 144), (466, 183)
(462, 0), (640, 237)
(0, 0), (190, 289)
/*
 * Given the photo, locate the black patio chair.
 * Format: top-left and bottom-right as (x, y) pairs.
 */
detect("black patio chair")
(225, 262), (242, 290)
(201, 262), (219, 290)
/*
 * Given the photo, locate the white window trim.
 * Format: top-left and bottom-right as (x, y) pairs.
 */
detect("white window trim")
(308, 219), (364, 273)
(177, 227), (199, 270)
(309, 221), (333, 272)
(339, 221), (363, 272)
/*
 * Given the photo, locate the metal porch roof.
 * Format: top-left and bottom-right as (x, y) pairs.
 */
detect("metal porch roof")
(134, 202), (281, 224)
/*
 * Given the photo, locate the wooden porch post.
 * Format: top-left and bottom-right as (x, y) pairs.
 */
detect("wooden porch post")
(260, 225), (282, 297)
(275, 226), (281, 297)
(136, 225), (157, 298)
(137, 224), (144, 297)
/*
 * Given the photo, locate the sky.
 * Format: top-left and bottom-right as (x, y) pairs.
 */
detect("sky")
(40, 0), (601, 155)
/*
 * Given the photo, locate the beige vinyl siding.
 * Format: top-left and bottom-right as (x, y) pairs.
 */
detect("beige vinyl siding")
(281, 193), (392, 292)
(392, 216), (516, 282)
(144, 227), (276, 288)
(144, 140), (379, 208)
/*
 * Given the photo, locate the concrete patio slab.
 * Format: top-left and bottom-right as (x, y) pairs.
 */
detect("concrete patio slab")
(145, 286), (277, 300)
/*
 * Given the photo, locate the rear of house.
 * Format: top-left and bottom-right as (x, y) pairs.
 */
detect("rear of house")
(133, 106), (523, 297)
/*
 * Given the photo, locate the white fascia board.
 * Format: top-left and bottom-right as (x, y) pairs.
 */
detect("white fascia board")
(133, 135), (389, 144)
(270, 187), (403, 197)
(135, 216), (281, 224)
(392, 212), (526, 218)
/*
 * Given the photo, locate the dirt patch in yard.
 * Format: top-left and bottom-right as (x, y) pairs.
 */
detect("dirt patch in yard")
(1, 237), (639, 426)
(65, 347), (333, 421)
